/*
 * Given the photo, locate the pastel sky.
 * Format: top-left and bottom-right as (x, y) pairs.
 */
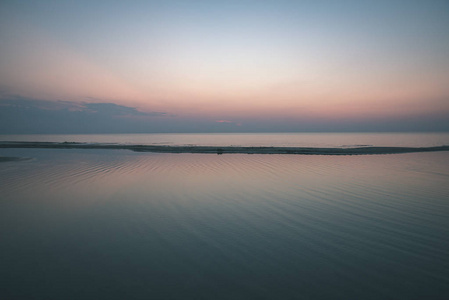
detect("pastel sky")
(1, 0), (449, 133)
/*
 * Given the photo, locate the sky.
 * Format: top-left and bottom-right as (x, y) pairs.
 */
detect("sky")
(1, 0), (449, 133)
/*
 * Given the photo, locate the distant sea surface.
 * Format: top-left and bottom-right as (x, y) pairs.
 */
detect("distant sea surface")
(1, 132), (449, 147)
(1, 133), (449, 299)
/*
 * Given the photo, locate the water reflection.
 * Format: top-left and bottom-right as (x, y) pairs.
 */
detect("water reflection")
(1, 149), (448, 299)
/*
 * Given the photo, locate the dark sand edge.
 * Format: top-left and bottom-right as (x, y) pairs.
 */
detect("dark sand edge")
(0, 156), (32, 162)
(1, 142), (449, 155)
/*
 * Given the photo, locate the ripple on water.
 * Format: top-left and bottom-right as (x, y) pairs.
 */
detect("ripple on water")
(0, 149), (448, 299)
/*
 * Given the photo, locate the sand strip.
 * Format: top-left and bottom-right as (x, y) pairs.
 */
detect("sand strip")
(1, 142), (449, 155)
(0, 156), (32, 162)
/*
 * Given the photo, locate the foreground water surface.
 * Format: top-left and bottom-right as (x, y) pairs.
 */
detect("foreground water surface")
(1, 148), (448, 299)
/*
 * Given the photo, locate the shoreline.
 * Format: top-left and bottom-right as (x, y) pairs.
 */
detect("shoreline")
(1, 141), (449, 155)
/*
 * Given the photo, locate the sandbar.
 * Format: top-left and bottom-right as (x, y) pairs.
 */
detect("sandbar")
(0, 156), (32, 162)
(1, 141), (449, 155)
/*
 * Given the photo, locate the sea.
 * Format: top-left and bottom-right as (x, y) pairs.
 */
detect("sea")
(1, 133), (449, 299)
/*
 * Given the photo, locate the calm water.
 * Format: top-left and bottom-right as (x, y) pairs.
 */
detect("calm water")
(1, 132), (449, 147)
(1, 135), (449, 299)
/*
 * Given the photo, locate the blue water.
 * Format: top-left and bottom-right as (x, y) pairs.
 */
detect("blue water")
(1, 134), (449, 299)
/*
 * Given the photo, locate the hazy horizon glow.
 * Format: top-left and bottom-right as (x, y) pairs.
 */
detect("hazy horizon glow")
(1, 0), (449, 132)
